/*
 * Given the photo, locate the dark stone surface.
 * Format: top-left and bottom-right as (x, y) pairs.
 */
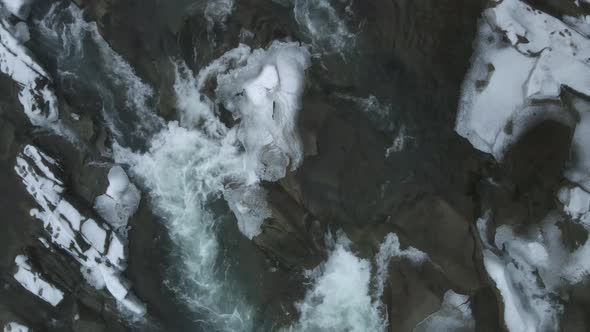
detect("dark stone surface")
(5, 0), (590, 330)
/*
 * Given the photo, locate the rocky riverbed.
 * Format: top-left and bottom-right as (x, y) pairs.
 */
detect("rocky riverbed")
(1, 0), (590, 331)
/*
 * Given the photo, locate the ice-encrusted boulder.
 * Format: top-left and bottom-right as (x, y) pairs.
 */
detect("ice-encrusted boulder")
(457, 1), (590, 330)
(94, 166), (141, 231)
(456, 0), (589, 161)
(216, 41), (311, 183)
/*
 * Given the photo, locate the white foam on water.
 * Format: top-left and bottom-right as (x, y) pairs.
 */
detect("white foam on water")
(34, 3), (164, 145)
(288, 234), (385, 332)
(287, 232), (428, 332)
(114, 41), (311, 330)
(293, 0), (356, 56)
(204, 0), (234, 34)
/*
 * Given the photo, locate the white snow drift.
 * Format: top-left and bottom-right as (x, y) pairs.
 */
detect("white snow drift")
(14, 145), (144, 315)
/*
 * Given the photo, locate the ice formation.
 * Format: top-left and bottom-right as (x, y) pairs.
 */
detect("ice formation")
(456, 0), (590, 160)
(94, 166), (141, 231)
(475, 209), (590, 330)
(457, 4), (590, 328)
(112, 41), (311, 329)
(0, 0), (31, 20)
(13, 255), (64, 307)
(14, 145), (145, 315)
(3, 322), (29, 332)
(121, 41), (310, 239)
(413, 290), (475, 332)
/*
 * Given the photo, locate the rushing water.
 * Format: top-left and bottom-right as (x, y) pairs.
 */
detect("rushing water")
(26, 1), (405, 331)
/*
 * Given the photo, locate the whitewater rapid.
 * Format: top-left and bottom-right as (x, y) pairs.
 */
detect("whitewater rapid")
(27, 1), (408, 331)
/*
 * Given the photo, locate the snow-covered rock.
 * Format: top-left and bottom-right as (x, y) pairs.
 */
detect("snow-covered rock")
(1, 0), (32, 20)
(414, 290), (475, 332)
(559, 186), (590, 222)
(216, 41), (311, 183)
(3, 322), (29, 332)
(223, 185), (272, 239)
(13, 255), (64, 307)
(94, 166), (140, 231)
(456, 0), (590, 160)
(474, 213), (588, 331)
(0, 19), (59, 128)
(14, 145), (145, 316)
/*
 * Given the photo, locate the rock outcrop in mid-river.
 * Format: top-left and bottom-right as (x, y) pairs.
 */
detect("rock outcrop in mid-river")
(2, 0), (590, 331)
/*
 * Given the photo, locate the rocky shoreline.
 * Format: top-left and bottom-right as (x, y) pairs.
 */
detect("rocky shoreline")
(2, 0), (590, 331)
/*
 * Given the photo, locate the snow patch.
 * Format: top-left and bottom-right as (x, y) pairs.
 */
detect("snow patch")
(13, 255), (64, 306)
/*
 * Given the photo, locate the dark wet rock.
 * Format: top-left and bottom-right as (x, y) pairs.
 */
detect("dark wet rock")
(479, 120), (574, 232)
(124, 199), (200, 332)
(6, 0), (590, 330)
(471, 287), (503, 332)
(255, 183), (326, 271)
(293, 102), (394, 225)
(382, 259), (447, 332)
(557, 218), (589, 252)
(385, 195), (481, 291)
(0, 120), (15, 160)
